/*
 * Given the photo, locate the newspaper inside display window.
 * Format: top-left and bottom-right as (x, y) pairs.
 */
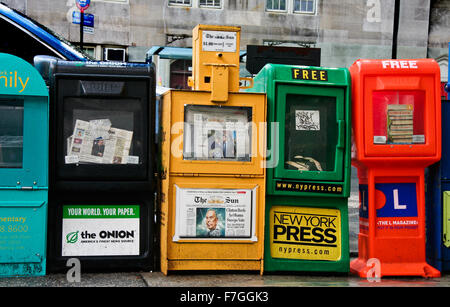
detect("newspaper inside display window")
(372, 91), (425, 145)
(0, 99), (23, 168)
(284, 94), (337, 172)
(63, 98), (143, 165)
(173, 186), (257, 241)
(183, 105), (252, 161)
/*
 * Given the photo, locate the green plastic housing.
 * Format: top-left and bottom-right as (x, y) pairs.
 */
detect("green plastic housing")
(246, 64), (352, 273)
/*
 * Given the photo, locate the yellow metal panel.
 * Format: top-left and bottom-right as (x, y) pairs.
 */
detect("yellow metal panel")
(159, 91), (173, 275)
(159, 90), (266, 274)
(165, 176), (265, 267)
(191, 24), (241, 93)
(210, 65), (229, 102)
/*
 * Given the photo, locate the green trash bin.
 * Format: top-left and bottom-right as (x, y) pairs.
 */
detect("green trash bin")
(0, 53), (49, 276)
(246, 64), (352, 273)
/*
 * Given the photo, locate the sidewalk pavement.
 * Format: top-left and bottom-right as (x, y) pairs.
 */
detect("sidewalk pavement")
(1, 267), (450, 287)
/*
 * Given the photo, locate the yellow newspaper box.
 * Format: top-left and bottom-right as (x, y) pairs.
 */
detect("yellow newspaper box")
(159, 25), (266, 274)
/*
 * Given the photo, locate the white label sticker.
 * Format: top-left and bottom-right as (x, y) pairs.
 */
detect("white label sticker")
(127, 155), (139, 164)
(202, 31), (237, 52)
(413, 135), (425, 143)
(65, 155), (79, 164)
(374, 135), (387, 144)
(295, 110), (320, 131)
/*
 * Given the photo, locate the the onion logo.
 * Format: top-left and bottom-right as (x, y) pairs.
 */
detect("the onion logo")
(66, 231), (79, 244)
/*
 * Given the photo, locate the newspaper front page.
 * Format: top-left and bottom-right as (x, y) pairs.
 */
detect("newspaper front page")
(173, 186), (257, 241)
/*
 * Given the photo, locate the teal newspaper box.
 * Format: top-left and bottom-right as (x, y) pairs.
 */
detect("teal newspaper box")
(0, 53), (49, 276)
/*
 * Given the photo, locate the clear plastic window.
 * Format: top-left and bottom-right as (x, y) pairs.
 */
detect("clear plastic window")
(284, 94), (337, 172)
(372, 91), (425, 145)
(183, 105), (252, 161)
(63, 98), (143, 165)
(0, 99), (23, 168)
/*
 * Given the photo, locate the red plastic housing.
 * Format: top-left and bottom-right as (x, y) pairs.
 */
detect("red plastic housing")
(350, 59), (442, 278)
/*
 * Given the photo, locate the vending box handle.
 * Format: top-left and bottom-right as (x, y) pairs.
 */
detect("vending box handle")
(337, 120), (345, 149)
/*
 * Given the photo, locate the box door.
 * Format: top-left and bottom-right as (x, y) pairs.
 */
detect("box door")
(0, 96), (48, 187)
(274, 84), (345, 181)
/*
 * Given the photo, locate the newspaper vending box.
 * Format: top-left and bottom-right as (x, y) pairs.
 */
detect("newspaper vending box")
(34, 57), (156, 272)
(159, 24), (267, 274)
(0, 53), (49, 276)
(247, 64), (352, 273)
(351, 59), (441, 278)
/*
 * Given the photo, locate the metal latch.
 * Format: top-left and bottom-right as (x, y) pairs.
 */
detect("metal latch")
(15, 181), (39, 190)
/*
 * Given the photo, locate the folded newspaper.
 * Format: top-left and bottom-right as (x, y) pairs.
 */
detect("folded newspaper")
(65, 119), (134, 164)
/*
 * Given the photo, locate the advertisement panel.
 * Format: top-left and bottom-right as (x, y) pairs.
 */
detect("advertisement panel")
(62, 205), (140, 256)
(270, 206), (341, 261)
(359, 183), (419, 237)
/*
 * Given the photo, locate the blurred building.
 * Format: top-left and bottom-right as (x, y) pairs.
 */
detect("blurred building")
(2, 0), (448, 90)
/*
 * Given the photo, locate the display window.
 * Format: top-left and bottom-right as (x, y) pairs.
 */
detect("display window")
(0, 99), (23, 168)
(63, 97), (143, 166)
(55, 78), (150, 180)
(274, 84), (345, 181)
(284, 94), (337, 172)
(372, 91), (425, 145)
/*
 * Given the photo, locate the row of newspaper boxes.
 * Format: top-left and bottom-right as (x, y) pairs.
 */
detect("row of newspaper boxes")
(0, 24), (447, 278)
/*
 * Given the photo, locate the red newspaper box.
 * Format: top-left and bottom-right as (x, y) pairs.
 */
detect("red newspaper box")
(351, 59), (441, 278)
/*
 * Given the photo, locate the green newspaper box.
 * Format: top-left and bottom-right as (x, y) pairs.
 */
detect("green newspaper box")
(247, 64), (352, 273)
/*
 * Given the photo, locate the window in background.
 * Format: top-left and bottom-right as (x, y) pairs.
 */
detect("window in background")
(168, 0), (191, 6)
(266, 0), (287, 11)
(103, 47), (126, 62)
(82, 46), (96, 59)
(294, 0), (315, 13)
